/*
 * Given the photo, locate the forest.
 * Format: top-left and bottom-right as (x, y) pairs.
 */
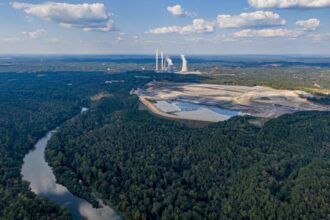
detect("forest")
(0, 70), (205, 219)
(0, 71), (121, 219)
(0, 72), (86, 219)
(1, 68), (330, 219)
(46, 79), (330, 219)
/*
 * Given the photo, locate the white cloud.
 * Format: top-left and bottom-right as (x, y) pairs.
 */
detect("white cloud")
(186, 35), (239, 43)
(133, 35), (139, 43)
(12, 2), (115, 32)
(249, 0), (330, 9)
(234, 28), (303, 38)
(217, 11), (286, 28)
(22, 28), (45, 39)
(114, 36), (124, 44)
(234, 17), (320, 39)
(308, 33), (330, 41)
(46, 38), (60, 43)
(149, 19), (215, 35)
(167, 4), (193, 17)
(296, 18), (320, 31)
(0, 37), (25, 43)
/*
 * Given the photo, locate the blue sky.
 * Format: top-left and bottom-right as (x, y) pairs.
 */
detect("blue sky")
(0, 0), (330, 54)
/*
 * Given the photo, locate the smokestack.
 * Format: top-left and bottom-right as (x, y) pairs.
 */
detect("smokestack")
(181, 55), (188, 72)
(156, 49), (159, 72)
(161, 51), (164, 71)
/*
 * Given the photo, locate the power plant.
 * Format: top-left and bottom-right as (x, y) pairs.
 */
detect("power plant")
(155, 49), (196, 74)
(155, 49), (175, 73)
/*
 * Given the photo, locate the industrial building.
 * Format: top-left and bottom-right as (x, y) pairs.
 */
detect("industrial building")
(155, 49), (199, 74)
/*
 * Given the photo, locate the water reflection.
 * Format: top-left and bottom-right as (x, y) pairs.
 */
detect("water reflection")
(21, 131), (121, 220)
(155, 100), (241, 122)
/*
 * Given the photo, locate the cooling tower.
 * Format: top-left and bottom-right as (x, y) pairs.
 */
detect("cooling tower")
(181, 55), (188, 72)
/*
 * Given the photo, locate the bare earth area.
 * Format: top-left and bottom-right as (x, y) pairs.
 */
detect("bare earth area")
(134, 82), (330, 122)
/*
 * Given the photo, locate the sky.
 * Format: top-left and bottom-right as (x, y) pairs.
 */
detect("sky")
(0, 0), (330, 55)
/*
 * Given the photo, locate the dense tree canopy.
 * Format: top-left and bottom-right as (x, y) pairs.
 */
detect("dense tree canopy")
(47, 93), (330, 219)
(0, 71), (203, 219)
(1, 69), (329, 219)
(0, 72), (90, 219)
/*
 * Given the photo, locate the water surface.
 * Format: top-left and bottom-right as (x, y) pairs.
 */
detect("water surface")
(155, 100), (241, 122)
(21, 121), (120, 220)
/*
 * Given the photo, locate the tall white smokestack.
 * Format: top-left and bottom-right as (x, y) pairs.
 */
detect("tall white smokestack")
(156, 49), (159, 72)
(181, 55), (188, 72)
(161, 51), (164, 71)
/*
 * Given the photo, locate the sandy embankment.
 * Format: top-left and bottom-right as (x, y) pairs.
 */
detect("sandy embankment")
(136, 82), (330, 122)
(139, 96), (181, 120)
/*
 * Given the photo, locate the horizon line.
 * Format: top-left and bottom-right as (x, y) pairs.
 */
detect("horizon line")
(1, 53), (330, 57)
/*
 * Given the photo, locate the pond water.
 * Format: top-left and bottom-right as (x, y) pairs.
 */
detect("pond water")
(155, 100), (241, 122)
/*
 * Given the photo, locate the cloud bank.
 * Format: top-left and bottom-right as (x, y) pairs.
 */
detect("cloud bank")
(217, 11), (286, 28)
(149, 19), (215, 34)
(308, 33), (330, 41)
(22, 29), (45, 39)
(234, 28), (302, 38)
(234, 18), (320, 38)
(296, 18), (320, 31)
(12, 2), (115, 32)
(249, 0), (330, 9)
(150, 10), (288, 35)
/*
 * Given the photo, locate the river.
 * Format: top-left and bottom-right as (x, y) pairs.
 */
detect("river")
(21, 109), (121, 220)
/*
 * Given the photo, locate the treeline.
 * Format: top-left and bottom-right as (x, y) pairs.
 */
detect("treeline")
(308, 94), (330, 105)
(46, 90), (330, 220)
(205, 66), (330, 94)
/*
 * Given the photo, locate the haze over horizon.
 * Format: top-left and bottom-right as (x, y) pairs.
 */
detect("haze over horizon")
(1, 0), (330, 55)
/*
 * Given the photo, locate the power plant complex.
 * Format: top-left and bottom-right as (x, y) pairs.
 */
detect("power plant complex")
(155, 49), (197, 74)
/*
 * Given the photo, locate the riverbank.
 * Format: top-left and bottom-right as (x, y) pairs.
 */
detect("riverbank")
(21, 109), (121, 220)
